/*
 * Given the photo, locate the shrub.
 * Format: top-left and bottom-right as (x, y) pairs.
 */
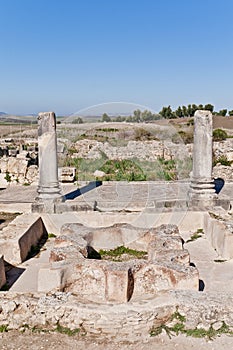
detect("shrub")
(213, 155), (232, 166)
(100, 159), (146, 181)
(172, 131), (193, 144)
(213, 129), (228, 141)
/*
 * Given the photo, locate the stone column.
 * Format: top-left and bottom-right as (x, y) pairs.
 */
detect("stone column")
(32, 112), (63, 213)
(189, 110), (216, 206)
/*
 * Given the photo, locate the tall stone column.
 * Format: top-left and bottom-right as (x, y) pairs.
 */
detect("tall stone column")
(32, 112), (63, 213)
(189, 110), (216, 206)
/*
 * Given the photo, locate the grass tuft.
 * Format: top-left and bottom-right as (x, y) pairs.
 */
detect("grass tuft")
(99, 246), (147, 262)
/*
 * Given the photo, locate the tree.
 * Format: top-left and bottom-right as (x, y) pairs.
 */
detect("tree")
(115, 115), (126, 122)
(133, 109), (141, 122)
(229, 110), (233, 116)
(191, 104), (198, 116)
(204, 104), (214, 112)
(218, 109), (227, 116)
(182, 105), (188, 117)
(141, 110), (153, 121)
(102, 113), (111, 122)
(72, 117), (83, 124)
(175, 106), (183, 118)
(187, 104), (192, 117)
(159, 105), (175, 119)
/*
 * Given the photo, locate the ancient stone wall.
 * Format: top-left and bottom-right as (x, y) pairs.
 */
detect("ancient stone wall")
(1, 291), (233, 341)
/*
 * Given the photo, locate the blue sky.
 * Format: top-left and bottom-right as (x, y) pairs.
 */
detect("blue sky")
(1, 0), (233, 115)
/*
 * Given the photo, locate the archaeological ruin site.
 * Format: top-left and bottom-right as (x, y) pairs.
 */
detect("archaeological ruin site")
(0, 110), (233, 342)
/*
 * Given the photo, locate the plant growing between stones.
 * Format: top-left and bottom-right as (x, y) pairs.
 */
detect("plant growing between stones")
(150, 309), (233, 340)
(20, 323), (82, 336)
(55, 323), (80, 336)
(186, 229), (204, 243)
(4, 171), (11, 183)
(0, 325), (8, 332)
(99, 246), (147, 262)
(48, 233), (57, 238)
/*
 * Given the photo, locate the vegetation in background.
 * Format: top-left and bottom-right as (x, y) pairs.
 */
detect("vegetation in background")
(159, 103), (214, 119)
(63, 152), (192, 181)
(155, 158), (177, 181)
(172, 130), (193, 144)
(72, 117), (83, 124)
(213, 155), (232, 167)
(101, 109), (161, 123)
(213, 128), (228, 141)
(99, 159), (147, 181)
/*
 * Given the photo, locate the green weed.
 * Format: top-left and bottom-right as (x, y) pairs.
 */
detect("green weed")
(55, 323), (80, 336)
(186, 229), (204, 243)
(150, 310), (233, 340)
(0, 325), (8, 332)
(48, 233), (57, 238)
(99, 246), (147, 262)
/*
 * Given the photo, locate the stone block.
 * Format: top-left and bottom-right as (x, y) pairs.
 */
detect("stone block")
(105, 264), (133, 303)
(50, 245), (85, 262)
(8, 157), (28, 177)
(66, 260), (106, 303)
(147, 235), (183, 260)
(132, 262), (199, 299)
(38, 266), (67, 292)
(26, 165), (38, 183)
(149, 249), (190, 266)
(0, 215), (46, 265)
(58, 167), (76, 182)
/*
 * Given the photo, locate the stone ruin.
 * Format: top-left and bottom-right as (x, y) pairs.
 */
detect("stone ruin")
(38, 223), (198, 303)
(0, 110), (233, 341)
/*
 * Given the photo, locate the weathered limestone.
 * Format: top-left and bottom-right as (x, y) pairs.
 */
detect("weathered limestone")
(0, 214), (46, 265)
(32, 112), (63, 213)
(58, 167), (76, 182)
(38, 224), (199, 301)
(189, 110), (217, 207)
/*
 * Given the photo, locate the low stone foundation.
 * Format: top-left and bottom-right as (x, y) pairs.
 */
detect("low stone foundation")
(38, 224), (199, 301)
(1, 291), (233, 342)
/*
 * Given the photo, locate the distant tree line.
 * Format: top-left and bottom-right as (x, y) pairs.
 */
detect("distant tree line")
(102, 110), (162, 123)
(159, 104), (233, 119)
(73, 104), (233, 124)
(101, 104), (233, 122)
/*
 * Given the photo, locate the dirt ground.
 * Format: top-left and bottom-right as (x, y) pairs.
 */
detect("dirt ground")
(1, 330), (233, 350)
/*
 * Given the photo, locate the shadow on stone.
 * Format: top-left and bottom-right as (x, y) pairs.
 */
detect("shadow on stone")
(25, 231), (48, 260)
(87, 245), (101, 260)
(214, 177), (225, 194)
(199, 279), (205, 291)
(3, 261), (25, 290)
(64, 181), (102, 200)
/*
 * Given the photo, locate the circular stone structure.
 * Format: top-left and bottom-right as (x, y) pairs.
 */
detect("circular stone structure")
(38, 223), (199, 303)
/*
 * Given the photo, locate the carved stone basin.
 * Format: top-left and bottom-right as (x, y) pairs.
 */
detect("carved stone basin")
(38, 223), (199, 303)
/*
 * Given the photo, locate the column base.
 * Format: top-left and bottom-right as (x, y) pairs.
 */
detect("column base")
(188, 179), (217, 210)
(32, 183), (64, 213)
(31, 196), (65, 214)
